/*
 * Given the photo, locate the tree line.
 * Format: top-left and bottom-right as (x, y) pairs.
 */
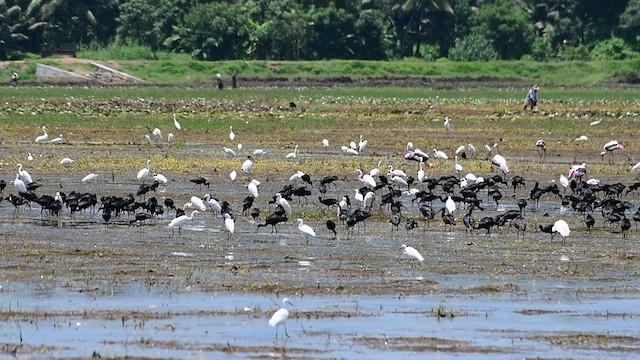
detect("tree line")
(2, 0), (640, 62)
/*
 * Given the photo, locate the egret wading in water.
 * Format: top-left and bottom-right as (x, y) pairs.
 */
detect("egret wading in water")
(173, 113), (181, 130)
(269, 298), (294, 338)
(168, 210), (199, 236)
(229, 126), (235, 141)
(296, 218), (316, 240)
(224, 213), (235, 240)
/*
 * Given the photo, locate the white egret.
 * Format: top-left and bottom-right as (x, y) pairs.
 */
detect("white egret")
(632, 162), (640, 170)
(433, 149), (448, 160)
(17, 164), (33, 184)
(136, 160), (151, 181)
(388, 165), (407, 178)
(167, 133), (174, 144)
(248, 179), (260, 198)
(59, 157), (74, 165)
(13, 173), (27, 193)
(168, 210), (199, 236)
(354, 169), (376, 188)
(237, 143), (243, 150)
(229, 126), (235, 141)
(390, 175), (408, 187)
(224, 213), (235, 239)
(153, 173), (168, 184)
(575, 135), (588, 142)
(275, 193), (291, 219)
(27, 153), (33, 161)
(35, 126), (48, 143)
(81, 173), (99, 182)
(296, 218), (316, 237)
(50, 134), (64, 144)
(322, 138), (330, 147)
(285, 145), (299, 159)
(189, 196), (206, 211)
(223, 147), (237, 157)
(358, 134), (368, 152)
(241, 156), (255, 173)
(417, 161), (426, 183)
(454, 145), (467, 159)
(144, 134), (152, 144)
(401, 244), (424, 264)
(203, 194), (222, 216)
(252, 149), (266, 156)
(491, 154), (510, 174)
(341, 146), (358, 155)
(559, 174), (569, 192)
(454, 156), (463, 174)
(269, 298), (294, 338)
(590, 119), (602, 126)
(152, 128), (162, 143)
(173, 113), (181, 130)
(369, 161), (382, 177)
(230, 170), (237, 181)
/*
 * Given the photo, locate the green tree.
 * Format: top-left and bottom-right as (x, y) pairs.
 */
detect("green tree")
(389, 0), (454, 57)
(38, 0), (119, 45)
(353, 9), (392, 59)
(175, 2), (251, 60)
(478, 0), (534, 59)
(245, 0), (308, 59)
(306, 5), (358, 59)
(448, 29), (496, 61)
(619, 0), (640, 48)
(116, 0), (164, 58)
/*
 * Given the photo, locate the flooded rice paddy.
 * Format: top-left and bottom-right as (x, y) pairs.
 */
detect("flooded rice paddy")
(1, 94), (640, 358)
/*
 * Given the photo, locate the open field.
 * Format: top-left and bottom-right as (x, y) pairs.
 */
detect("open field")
(0, 85), (639, 358)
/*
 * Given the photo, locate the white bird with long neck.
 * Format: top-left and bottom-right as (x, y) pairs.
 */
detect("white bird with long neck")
(17, 164), (33, 184)
(223, 147), (236, 157)
(322, 138), (329, 147)
(60, 157), (74, 165)
(13, 173), (27, 193)
(369, 161), (382, 177)
(401, 244), (424, 264)
(285, 145), (299, 159)
(358, 134), (368, 152)
(229, 126), (235, 141)
(168, 210), (199, 236)
(248, 179), (260, 198)
(275, 193), (291, 219)
(189, 196), (206, 211)
(454, 156), (463, 174)
(387, 165), (406, 178)
(152, 128), (162, 143)
(224, 213), (235, 239)
(269, 298), (294, 338)
(136, 160), (151, 181)
(354, 169), (376, 188)
(552, 219), (571, 244)
(443, 117), (451, 133)
(417, 161), (426, 183)
(173, 113), (181, 130)
(296, 218), (316, 237)
(35, 126), (48, 143)
(203, 194), (222, 217)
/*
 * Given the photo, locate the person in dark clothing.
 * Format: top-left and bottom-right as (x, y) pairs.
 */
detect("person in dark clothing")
(11, 72), (19, 86)
(231, 72), (237, 89)
(216, 73), (224, 89)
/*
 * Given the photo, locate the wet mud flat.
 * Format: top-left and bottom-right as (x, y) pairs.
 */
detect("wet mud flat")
(1, 163), (640, 358)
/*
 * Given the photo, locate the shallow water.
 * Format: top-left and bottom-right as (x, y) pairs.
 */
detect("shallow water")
(0, 285), (638, 359)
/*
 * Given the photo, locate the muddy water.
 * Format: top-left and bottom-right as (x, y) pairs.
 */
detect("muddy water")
(1, 140), (640, 357)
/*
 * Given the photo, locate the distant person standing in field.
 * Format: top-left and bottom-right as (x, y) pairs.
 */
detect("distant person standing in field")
(10, 72), (19, 86)
(523, 84), (539, 111)
(231, 72), (237, 89)
(216, 73), (224, 89)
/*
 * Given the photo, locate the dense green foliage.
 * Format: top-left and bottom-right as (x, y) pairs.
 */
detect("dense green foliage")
(3, 0), (640, 62)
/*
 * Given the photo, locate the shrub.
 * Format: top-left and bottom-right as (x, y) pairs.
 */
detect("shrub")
(448, 33), (497, 61)
(531, 35), (554, 61)
(590, 37), (637, 60)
